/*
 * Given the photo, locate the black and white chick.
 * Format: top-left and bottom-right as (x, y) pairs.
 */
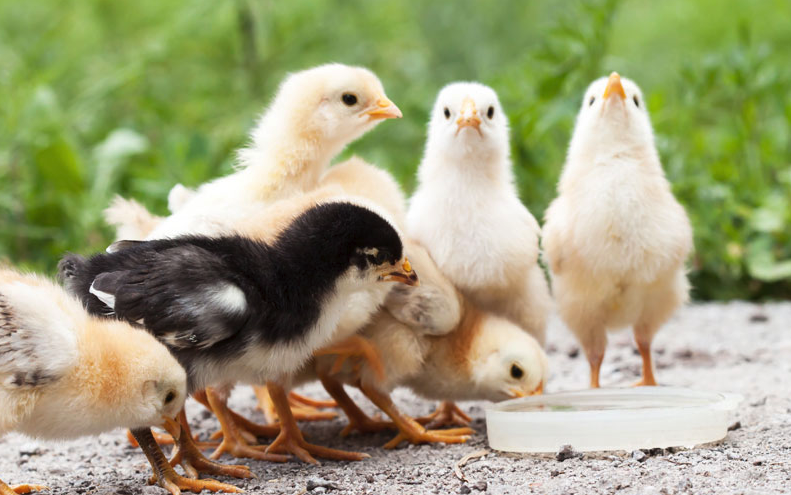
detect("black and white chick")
(59, 201), (417, 494)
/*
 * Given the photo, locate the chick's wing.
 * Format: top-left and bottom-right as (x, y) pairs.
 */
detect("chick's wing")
(88, 244), (250, 351)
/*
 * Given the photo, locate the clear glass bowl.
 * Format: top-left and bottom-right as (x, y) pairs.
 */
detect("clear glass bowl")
(485, 387), (742, 453)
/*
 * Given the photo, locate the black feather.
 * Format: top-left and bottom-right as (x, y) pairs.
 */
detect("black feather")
(59, 202), (403, 392)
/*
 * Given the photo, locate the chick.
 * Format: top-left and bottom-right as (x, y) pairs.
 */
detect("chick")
(315, 243), (547, 448)
(59, 202), (417, 489)
(407, 82), (551, 345)
(0, 269), (189, 495)
(543, 73), (693, 388)
(145, 64), (401, 240)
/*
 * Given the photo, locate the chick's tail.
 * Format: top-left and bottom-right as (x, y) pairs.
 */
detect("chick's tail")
(104, 195), (162, 241)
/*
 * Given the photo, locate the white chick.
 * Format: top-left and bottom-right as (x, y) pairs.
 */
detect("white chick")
(314, 243), (547, 449)
(542, 73), (693, 388)
(407, 82), (551, 344)
(0, 268), (187, 494)
(146, 63), (401, 239)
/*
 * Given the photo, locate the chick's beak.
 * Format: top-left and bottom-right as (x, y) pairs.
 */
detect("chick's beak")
(508, 388), (526, 399)
(602, 72), (626, 101)
(161, 416), (181, 440)
(379, 257), (419, 286)
(456, 97), (482, 135)
(364, 95), (402, 120)
(530, 382), (544, 396)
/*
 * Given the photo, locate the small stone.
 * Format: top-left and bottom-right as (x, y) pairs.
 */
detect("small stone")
(550, 470), (563, 477)
(750, 397), (767, 407)
(728, 421), (742, 431)
(753, 460), (763, 466)
(749, 313), (769, 323)
(18, 442), (42, 456)
(556, 444), (582, 461)
(631, 450), (647, 462)
(366, 475), (374, 483)
(459, 485), (472, 494)
(567, 347), (580, 358)
(307, 477), (340, 491)
(473, 481), (488, 491)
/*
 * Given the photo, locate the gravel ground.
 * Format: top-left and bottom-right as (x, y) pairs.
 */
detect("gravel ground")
(2, 302), (790, 495)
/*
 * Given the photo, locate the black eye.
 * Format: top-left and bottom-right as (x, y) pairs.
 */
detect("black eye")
(342, 93), (358, 106)
(165, 391), (176, 404)
(443, 107), (450, 119)
(510, 364), (523, 379)
(633, 95), (640, 107)
(487, 106), (494, 119)
(589, 96), (595, 106)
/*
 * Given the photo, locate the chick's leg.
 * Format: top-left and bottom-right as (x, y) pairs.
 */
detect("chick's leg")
(265, 382), (369, 463)
(633, 323), (658, 386)
(0, 481), (47, 495)
(358, 382), (474, 449)
(319, 373), (395, 436)
(313, 335), (386, 382)
(254, 385), (336, 424)
(131, 427), (241, 495)
(580, 327), (607, 388)
(415, 401), (472, 429)
(203, 387), (289, 462)
(164, 407), (254, 480)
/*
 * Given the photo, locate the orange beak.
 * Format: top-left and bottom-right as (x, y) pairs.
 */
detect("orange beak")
(379, 257), (419, 286)
(602, 72), (626, 101)
(364, 96), (402, 120)
(508, 387), (526, 399)
(456, 97), (482, 134)
(530, 382), (544, 396)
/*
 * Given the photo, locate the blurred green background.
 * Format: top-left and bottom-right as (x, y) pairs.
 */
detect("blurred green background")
(1, 0), (790, 300)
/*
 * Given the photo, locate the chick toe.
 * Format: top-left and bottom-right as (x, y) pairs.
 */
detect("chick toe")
(416, 401), (472, 429)
(0, 482), (48, 495)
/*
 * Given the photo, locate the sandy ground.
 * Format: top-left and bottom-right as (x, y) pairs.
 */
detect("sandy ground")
(2, 302), (790, 495)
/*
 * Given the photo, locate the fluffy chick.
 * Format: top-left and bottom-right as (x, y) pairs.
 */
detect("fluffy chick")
(0, 268), (186, 494)
(313, 243), (547, 448)
(407, 82), (551, 344)
(543, 73), (693, 388)
(59, 202), (416, 489)
(145, 64), (401, 240)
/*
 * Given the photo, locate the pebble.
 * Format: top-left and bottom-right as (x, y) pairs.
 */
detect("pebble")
(472, 481), (488, 491)
(556, 445), (583, 462)
(631, 450), (647, 463)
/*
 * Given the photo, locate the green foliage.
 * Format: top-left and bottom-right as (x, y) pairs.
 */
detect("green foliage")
(1, 0), (790, 299)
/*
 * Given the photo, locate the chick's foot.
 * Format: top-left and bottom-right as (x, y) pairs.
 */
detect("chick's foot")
(131, 427), (241, 495)
(203, 387), (289, 463)
(359, 382), (473, 449)
(416, 401), (472, 429)
(265, 382), (369, 463)
(163, 412), (254, 481)
(0, 481), (47, 495)
(319, 373), (395, 437)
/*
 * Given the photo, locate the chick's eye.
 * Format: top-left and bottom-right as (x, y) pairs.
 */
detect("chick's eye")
(342, 93), (358, 106)
(165, 391), (176, 404)
(510, 364), (524, 379)
(375, 251), (388, 264)
(443, 107), (450, 119)
(487, 106), (494, 119)
(589, 96), (595, 106)
(633, 95), (640, 107)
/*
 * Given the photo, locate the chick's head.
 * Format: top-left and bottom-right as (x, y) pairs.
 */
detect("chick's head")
(425, 82), (509, 163)
(284, 201), (418, 289)
(469, 315), (547, 401)
(82, 318), (187, 430)
(274, 63), (401, 149)
(569, 72), (655, 159)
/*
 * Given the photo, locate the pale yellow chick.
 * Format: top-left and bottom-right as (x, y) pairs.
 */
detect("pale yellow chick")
(543, 73), (693, 388)
(0, 269), (186, 494)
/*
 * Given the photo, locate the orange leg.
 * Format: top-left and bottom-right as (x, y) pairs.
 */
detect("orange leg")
(319, 373), (395, 436)
(0, 481), (47, 495)
(358, 382), (473, 449)
(415, 401), (472, 429)
(633, 329), (657, 387)
(127, 428), (177, 447)
(163, 408), (254, 480)
(254, 386), (336, 424)
(583, 330), (606, 389)
(265, 382), (368, 463)
(314, 335), (386, 382)
(131, 427), (241, 495)
(203, 387), (289, 463)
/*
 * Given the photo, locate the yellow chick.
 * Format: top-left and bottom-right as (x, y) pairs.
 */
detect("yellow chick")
(143, 63), (401, 240)
(543, 73), (693, 388)
(407, 82), (551, 345)
(0, 268), (186, 494)
(313, 242), (547, 448)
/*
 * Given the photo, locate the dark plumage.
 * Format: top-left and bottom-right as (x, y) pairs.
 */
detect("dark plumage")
(59, 201), (415, 393)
